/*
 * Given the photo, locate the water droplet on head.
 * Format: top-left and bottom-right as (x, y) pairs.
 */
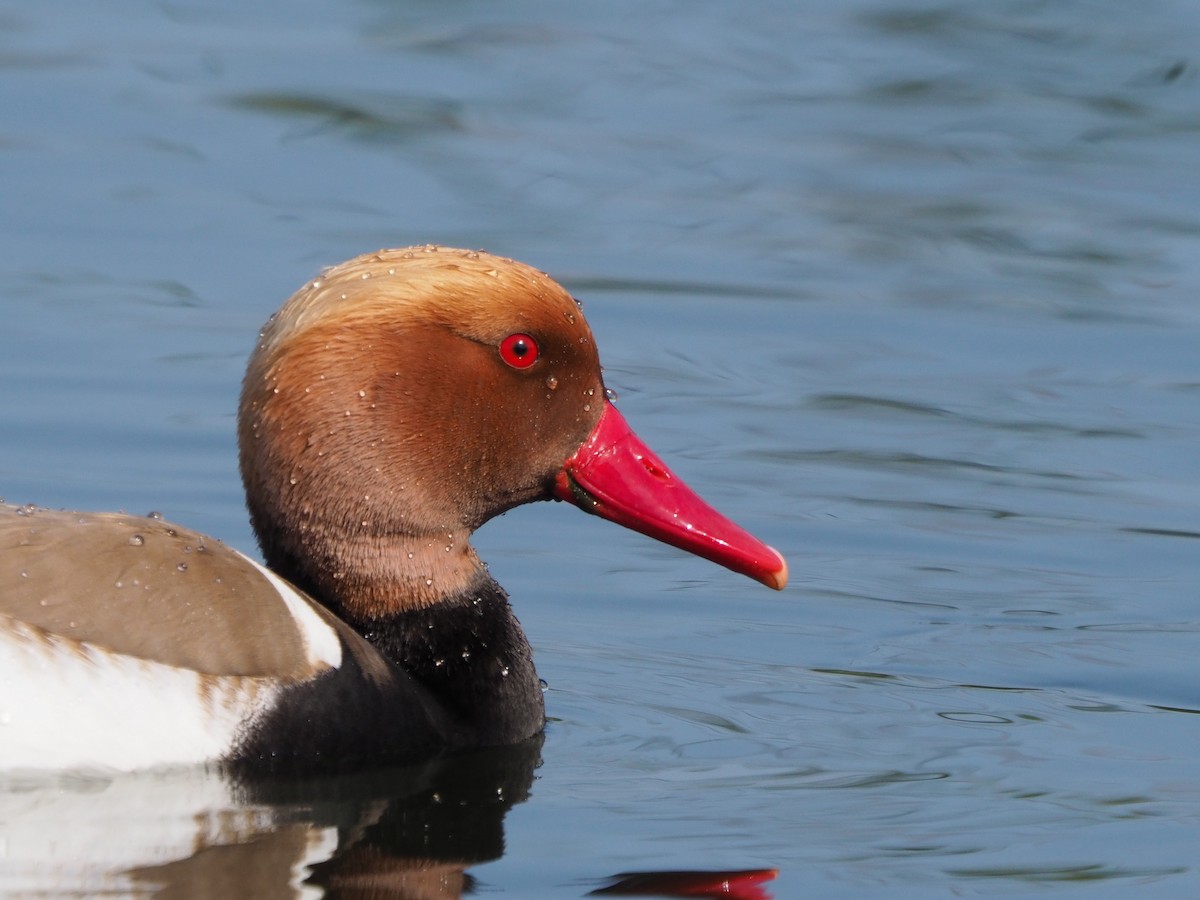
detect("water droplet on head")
(605, 387), (619, 402)
(128, 534), (145, 547)
(545, 375), (559, 390)
(176, 562), (188, 573)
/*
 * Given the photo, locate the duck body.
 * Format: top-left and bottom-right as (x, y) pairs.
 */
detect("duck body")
(0, 507), (536, 774)
(0, 247), (785, 775)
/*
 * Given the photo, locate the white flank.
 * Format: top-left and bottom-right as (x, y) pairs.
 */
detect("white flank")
(241, 552), (343, 670)
(0, 615), (280, 772)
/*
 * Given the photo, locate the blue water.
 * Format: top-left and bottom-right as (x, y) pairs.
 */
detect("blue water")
(2, 1), (1198, 896)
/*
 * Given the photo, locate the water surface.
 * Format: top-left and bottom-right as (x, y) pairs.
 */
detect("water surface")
(1, 0), (1198, 896)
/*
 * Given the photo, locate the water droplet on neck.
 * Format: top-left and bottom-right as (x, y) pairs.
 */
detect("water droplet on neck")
(605, 387), (619, 402)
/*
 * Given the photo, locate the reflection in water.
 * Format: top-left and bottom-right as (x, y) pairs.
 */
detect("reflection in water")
(1, 739), (542, 898)
(591, 869), (777, 899)
(0, 737), (778, 898)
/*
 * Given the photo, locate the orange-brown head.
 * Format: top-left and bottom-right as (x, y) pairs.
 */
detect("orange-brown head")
(239, 246), (785, 623)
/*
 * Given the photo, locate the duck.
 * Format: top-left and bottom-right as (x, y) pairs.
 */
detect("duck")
(0, 246), (786, 776)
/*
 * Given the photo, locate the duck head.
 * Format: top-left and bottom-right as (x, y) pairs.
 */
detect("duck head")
(239, 246), (785, 623)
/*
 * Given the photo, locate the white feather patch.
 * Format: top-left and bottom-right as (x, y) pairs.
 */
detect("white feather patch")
(0, 615), (281, 772)
(240, 553), (343, 671)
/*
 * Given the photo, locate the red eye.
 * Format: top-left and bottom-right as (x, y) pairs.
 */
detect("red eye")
(499, 333), (539, 369)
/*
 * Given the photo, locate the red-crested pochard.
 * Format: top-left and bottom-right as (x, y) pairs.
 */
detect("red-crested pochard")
(0, 246), (786, 775)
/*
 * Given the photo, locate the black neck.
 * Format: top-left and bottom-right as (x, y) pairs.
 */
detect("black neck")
(350, 574), (545, 748)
